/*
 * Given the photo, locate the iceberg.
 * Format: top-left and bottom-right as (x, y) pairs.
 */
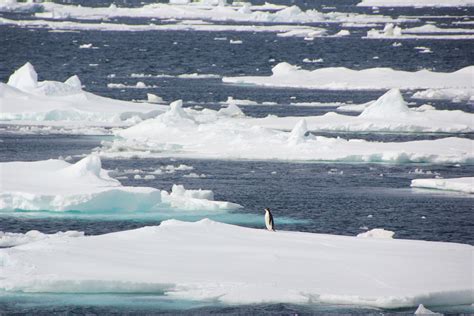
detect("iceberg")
(222, 63), (474, 91)
(0, 219), (471, 308)
(0, 63), (166, 129)
(411, 177), (473, 194)
(0, 155), (241, 213)
(99, 98), (474, 163)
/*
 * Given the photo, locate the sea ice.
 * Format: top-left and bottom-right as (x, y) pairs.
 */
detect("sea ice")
(222, 62), (473, 91)
(415, 304), (442, 315)
(99, 97), (474, 163)
(411, 177), (473, 194)
(357, 228), (395, 239)
(0, 155), (241, 212)
(238, 89), (474, 133)
(0, 63), (166, 128)
(358, 0), (474, 7)
(0, 219), (471, 308)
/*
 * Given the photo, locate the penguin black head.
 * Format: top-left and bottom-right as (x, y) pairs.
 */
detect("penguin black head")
(264, 208), (271, 213)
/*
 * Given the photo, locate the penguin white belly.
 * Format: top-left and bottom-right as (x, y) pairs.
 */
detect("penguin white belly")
(265, 211), (274, 231)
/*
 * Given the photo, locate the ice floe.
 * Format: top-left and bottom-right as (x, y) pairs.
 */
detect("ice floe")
(238, 89), (474, 133)
(358, 0), (474, 7)
(0, 219), (471, 308)
(412, 88), (474, 103)
(0, 63), (166, 128)
(99, 97), (474, 163)
(411, 177), (473, 194)
(0, 155), (241, 213)
(366, 23), (474, 40)
(223, 62), (474, 91)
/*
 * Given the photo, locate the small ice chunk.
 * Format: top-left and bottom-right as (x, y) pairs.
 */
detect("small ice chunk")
(357, 228), (394, 239)
(7, 62), (38, 91)
(147, 93), (164, 103)
(79, 43), (93, 49)
(414, 304), (442, 315)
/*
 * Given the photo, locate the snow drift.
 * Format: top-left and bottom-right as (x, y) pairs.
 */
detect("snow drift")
(0, 219), (471, 309)
(0, 63), (166, 128)
(99, 99), (474, 163)
(0, 155), (241, 213)
(411, 177), (473, 194)
(222, 62), (474, 91)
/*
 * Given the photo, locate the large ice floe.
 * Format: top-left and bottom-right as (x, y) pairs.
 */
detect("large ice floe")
(411, 177), (474, 194)
(223, 62), (474, 91)
(0, 219), (471, 309)
(0, 63), (166, 132)
(0, 155), (241, 213)
(99, 97), (474, 163)
(239, 89), (474, 133)
(357, 0), (474, 7)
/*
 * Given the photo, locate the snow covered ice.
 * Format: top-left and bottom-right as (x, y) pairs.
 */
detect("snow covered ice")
(0, 0), (473, 313)
(0, 219), (471, 309)
(411, 177), (474, 194)
(0, 155), (241, 213)
(223, 62), (474, 91)
(98, 93), (474, 163)
(0, 63), (166, 130)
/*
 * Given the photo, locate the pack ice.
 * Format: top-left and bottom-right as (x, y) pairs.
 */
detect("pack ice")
(99, 98), (474, 163)
(0, 219), (471, 309)
(0, 0), (416, 24)
(0, 63), (166, 128)
(0, 155), (241, 213)
(222, 62), (474, 91)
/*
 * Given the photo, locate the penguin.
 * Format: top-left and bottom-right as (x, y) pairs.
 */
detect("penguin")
(264, 208), (275, 231)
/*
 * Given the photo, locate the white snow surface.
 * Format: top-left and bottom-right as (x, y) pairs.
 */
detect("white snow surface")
(411, 177), (474, 194)
(0, 155), (241, 212)
(0, 230), (84, 248)
(0, 219), (471, 308)
(358, 0), (474, 7)
(0, 63), (166, 127)
(99, 97), (474, 163)
(222, 62), (474, 91)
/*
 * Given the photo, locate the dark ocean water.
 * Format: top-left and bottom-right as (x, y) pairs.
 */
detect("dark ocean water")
(0, 0), (473, 314)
